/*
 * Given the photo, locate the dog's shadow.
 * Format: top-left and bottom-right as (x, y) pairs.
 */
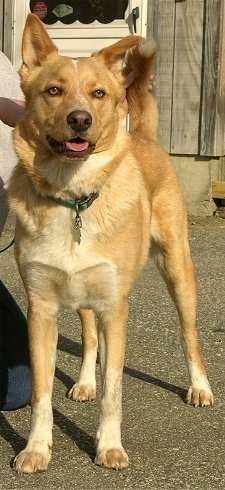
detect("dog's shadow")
(57, 333), (187, 401)
(0, 409), (95, 466)
(0, 412), (26, 454)
(54, 333), (186, 460)
(53, 407), (96, 460)
(0, 333), (186, 467)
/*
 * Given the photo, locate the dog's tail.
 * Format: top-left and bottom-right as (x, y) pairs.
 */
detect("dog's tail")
(124, 38), (158, 140)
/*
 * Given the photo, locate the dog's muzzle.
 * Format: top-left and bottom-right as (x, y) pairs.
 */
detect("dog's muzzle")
(46, 110), (95, 159)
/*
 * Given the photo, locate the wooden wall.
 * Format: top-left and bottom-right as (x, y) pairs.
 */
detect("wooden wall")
(0, 0), (14, 59)
(147, 0), (225, 157)
(200, 0), (225, 156)
(0, 0), (3, 52)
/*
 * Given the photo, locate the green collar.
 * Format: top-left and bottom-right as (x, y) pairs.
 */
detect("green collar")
(47, 192), (99, 212)
(46, 192), (99, 244)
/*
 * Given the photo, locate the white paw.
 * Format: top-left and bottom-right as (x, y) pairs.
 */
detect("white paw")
(14, 447), (51, 474)
(95, 447), (129, 470)
(68, 383), (96, 402)
(186, 386), (214, 407)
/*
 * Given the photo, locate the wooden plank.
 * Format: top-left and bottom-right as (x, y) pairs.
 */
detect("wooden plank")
(170, 0), (204, 154)
(3, 0), (13, 60)
(212, 181), (225, 199)
(146, 0), (175, 151)
(200, 0), (225, 156)
(0, 0), (3, 52)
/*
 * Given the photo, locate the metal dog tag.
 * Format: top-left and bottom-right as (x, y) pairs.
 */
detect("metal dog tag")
(74, 208), (82, 244)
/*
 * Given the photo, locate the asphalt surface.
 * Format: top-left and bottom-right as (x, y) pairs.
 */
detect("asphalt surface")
(0, 213), (225, 489)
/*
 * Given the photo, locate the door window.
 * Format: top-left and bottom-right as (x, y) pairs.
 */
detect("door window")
(29, 1), (129, 25)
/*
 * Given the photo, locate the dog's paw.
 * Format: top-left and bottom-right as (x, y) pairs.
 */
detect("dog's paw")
(14, 450), (51, 474)
(68, 383), (96, 402)
(95, 448), (129, 470)
(186, 386), (214, 407)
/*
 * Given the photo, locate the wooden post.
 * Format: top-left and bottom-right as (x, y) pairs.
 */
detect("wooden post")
(200, 0), (225, 156)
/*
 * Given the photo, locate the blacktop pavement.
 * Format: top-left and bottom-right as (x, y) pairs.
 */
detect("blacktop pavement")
(0, 213), (225, 490)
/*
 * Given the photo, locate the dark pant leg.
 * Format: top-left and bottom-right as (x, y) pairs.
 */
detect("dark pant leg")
(0, 280), (31, 410)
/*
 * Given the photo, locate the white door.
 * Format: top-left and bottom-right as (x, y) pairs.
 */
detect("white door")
(13, 0), (147, 67)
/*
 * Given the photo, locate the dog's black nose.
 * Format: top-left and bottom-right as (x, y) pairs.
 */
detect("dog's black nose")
(67, 110), (92, 131)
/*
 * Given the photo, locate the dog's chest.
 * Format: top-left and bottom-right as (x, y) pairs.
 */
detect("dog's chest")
(23, 210), (119, 311)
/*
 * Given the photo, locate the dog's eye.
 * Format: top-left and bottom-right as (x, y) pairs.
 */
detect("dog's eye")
(92, 89), (105, 98)
(47, 87), (62, 96)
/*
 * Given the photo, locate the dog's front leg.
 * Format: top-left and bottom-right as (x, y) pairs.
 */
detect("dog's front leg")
(14, 299), (58, 474)
(95, 298), (129, 470)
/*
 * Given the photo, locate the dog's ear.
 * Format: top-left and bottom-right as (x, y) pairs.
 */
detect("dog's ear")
(21, 13), (58, 71)
(93, 35), (142, 74)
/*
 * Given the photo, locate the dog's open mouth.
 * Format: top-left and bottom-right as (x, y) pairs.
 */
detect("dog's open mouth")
(47, 136), (95, 158)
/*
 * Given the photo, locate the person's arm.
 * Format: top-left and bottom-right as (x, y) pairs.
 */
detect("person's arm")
(0, 97), (25, 127)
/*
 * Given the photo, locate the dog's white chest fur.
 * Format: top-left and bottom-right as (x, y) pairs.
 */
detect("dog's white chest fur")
(23, 207), (118, 312)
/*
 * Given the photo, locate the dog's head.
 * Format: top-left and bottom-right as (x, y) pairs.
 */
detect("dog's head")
(19, 14), (141, 163)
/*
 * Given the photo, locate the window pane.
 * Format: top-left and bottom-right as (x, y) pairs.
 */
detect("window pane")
(30, 1), (129, 25)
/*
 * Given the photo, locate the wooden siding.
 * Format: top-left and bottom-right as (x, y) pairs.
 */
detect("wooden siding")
(212, 180), (225, 199)
(147, 0), (175, 151)
(171, 0), (204, 154)
(200, 0), (225, 156)
(0, 0), (14, 59)
(0, 0), (3, 51)
(147, 0), (225, 157)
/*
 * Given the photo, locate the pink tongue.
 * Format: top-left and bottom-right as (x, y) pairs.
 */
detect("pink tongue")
(65, 140), (89, 152)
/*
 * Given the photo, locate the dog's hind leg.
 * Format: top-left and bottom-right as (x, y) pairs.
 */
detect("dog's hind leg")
(14, 298), (58, 474)
(95, 297), (129, 469)
(68, 308), (97, 402)
(151, 212), (214, 408)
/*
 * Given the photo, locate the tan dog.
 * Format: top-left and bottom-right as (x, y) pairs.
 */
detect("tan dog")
(8, 14), (213, 474)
